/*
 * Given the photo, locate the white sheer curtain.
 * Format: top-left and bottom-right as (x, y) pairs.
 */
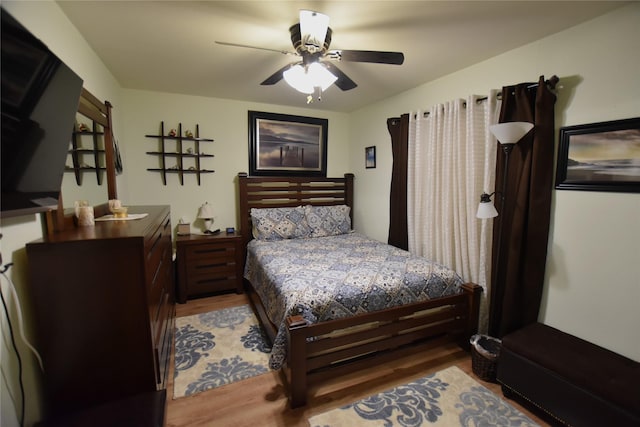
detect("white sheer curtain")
(407, 92), (500, 332)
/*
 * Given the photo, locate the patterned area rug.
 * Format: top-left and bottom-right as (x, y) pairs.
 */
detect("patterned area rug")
(173, 304), (271, 398)
(308, 366), (540, 427)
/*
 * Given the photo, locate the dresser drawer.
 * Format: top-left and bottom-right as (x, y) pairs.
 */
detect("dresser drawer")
(146, 213), (173, 331)
(145, 214), (172, 287)
(154, 291), (174, 388)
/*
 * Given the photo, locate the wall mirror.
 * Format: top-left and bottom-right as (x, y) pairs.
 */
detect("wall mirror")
(48, 88), (118, 231)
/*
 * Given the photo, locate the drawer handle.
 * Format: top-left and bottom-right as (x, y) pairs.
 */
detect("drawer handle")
(195, 262), (228, 269)
(197, 276), (235, 284)
(151, 257), (164, 286)
(194, 248), (229, 255)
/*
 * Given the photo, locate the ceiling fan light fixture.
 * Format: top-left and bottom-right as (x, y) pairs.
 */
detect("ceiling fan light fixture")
(299, 10), (329, 52)
(308, 62), (337, 91)
(284, 63), (337, 94)
(283, 64), (314, 94)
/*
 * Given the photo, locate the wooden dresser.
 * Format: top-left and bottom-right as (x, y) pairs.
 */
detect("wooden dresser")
(26, 205), (175, 418)
(175, 232), (243, 303)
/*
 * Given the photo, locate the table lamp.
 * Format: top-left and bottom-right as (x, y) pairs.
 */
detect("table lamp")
(197, 202), (216, 234)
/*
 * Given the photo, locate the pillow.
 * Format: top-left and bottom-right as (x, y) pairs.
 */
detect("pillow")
(250, 207), (312, 241)
(305, 205), (352, 237)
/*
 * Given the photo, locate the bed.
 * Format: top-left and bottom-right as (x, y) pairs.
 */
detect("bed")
(237, 172), (482, 408)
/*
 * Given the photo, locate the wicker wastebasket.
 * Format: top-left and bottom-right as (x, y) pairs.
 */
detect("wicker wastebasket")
(470, 334), (501, 382)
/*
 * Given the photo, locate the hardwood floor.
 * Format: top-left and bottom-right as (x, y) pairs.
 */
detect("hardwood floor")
(165, 293), (551, 427)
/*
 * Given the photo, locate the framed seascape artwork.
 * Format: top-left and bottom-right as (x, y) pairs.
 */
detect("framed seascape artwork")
(365, 146), (376, 168)
(248, 111), (328, 176)
(555, 117), (640, 193)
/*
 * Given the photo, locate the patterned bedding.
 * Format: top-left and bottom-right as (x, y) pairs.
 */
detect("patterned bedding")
(244, 232), (464, 370)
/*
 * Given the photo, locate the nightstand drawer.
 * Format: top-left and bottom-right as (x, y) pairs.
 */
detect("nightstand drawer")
(186, 259), (236, 277)
(184, 243), (235, 262)
(187, 275), (239, 296)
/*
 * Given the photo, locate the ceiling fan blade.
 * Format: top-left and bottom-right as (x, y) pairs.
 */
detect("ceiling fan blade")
(260, 64), (294, 86)
(328, 50), (404, 65)
(323, 62), (357, 91)
(215, 41), (297, 57)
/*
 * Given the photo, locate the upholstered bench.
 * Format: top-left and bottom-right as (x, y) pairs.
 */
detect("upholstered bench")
(497, 322), (640, 427)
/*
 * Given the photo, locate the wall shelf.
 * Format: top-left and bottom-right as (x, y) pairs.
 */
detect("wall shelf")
(145, 122), (214, 185)
(65, 122), (107, 185)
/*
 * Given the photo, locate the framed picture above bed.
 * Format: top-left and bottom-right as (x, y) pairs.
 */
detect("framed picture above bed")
(248, 110), (328, 176)
(555, 117), (640, 193)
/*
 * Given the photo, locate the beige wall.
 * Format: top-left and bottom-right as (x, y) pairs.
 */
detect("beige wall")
(1, 2), (638, 426)
(348, 4), (640, 361)
(119, 90), (350, 234)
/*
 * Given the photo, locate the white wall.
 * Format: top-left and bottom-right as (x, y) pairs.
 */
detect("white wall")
(119, 90), (350, 235)
(348, 3), (640, 361)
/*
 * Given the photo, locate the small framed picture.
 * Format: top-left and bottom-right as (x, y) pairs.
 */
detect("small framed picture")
(365, 146), (376, 169)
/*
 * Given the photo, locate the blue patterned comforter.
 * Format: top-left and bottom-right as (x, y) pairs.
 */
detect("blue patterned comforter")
(244, 232), (464, 369)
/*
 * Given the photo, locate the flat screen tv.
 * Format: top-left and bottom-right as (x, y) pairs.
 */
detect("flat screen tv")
(1, 8), (83, 218)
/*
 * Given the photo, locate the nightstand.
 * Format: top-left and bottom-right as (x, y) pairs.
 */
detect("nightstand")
(175, 232), (243, 303)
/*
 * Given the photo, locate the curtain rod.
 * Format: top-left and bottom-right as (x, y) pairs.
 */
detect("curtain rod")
(416, 75), (559, 118)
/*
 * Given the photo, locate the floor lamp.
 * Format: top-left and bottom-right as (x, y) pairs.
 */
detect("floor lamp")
(477, 121), (534, 336)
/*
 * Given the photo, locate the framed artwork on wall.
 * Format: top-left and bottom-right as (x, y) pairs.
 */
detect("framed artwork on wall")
(248, 110), (327, 176)
(365, 146), (376, 168)
(555, 117), (640, 193)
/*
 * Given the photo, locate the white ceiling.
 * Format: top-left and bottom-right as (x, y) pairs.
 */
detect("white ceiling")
(57, 1), (627, 112)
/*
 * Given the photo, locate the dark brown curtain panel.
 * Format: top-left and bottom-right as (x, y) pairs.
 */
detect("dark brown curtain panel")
(489, 75), (558, 338)
(387, 114), (409, 250)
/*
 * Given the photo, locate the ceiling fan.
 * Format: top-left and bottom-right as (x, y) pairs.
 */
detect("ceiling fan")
(216, 10), (404, 98)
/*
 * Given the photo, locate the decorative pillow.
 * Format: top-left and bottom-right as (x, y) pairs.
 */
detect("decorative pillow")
(250, 207), (312, 241)
(305, 205), (352, 237)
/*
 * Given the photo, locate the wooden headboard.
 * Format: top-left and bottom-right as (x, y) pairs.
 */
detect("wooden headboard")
(237, 172), (354, 250)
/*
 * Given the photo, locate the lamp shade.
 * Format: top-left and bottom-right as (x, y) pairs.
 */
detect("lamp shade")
(197, 202), (215, 219)
(284, 62), (337, 94)
(489, 122), (533, 145)
(283, 64), (313, 94)
(307, 62), (337, 90)
(476, 193), (499, 219)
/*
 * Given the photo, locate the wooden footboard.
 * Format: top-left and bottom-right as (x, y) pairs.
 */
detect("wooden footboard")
(285, 282), (481, 407)
(245, 278), (481, 408)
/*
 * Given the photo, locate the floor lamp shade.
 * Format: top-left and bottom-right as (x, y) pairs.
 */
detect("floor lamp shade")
(477, 121), (533, 218)
(489, 122), (533, 144)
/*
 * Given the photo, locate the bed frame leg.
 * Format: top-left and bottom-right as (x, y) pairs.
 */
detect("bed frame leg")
(460, 282), (482, 350)
(287, 315), (309, 408)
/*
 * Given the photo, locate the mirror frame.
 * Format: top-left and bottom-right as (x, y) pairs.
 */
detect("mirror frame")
(45, 88), (117, 233)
